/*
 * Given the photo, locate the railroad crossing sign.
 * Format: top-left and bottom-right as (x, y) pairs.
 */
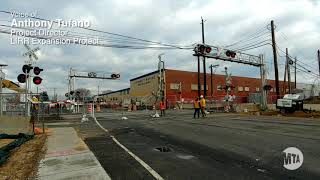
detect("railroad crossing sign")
(23, 44), (40, 64)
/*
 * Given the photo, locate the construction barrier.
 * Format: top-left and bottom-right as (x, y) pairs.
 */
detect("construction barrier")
(96, 105), (101, 112)
(87, 103), (92, 113)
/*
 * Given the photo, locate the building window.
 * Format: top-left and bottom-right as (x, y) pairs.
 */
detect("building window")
(201, 85), (209, 90)
(191, 84), (198, 90)
(245, 87), (250, 92)
(256, 87), (260, 92)
(238, 86), (243, 92)
(170, 83), (180, 90)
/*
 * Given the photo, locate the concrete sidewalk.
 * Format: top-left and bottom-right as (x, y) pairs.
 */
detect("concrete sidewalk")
(37, 127), (111, 180)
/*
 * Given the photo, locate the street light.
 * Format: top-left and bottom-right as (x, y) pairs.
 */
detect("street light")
(0, 64), (8, 117)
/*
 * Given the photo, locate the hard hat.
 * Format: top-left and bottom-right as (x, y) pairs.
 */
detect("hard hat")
(200, 95), (203, 98)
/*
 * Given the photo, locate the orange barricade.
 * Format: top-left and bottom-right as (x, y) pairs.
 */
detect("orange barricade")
(87, 103), (92, 113)
(96, 105), (101, 112)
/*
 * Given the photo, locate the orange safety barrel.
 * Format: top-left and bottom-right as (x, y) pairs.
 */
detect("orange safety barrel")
(96, 105), (101, 112)
(87, 103), (92, 113)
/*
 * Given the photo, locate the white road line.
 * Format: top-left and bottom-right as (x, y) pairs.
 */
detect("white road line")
(93, 117), (164, 180)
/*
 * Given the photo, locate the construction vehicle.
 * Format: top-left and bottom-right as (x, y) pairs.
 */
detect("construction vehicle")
(276, 94), (304, 113)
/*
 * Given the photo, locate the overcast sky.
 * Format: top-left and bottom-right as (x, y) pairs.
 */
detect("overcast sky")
(0, 0), (319, 99)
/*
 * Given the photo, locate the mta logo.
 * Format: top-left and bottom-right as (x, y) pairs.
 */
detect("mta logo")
(283, 147), (303, 170)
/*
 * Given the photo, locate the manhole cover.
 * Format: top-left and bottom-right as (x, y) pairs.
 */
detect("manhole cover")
(154, 146), (173, 152)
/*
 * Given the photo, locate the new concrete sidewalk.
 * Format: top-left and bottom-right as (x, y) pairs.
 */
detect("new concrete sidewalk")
(37, 127), (111, 180)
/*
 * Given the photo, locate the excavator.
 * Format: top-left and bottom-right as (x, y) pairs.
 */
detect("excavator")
(1, 79), (25, 93)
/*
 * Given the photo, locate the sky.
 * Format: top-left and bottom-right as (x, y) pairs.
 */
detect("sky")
(0, 0), (319, 99)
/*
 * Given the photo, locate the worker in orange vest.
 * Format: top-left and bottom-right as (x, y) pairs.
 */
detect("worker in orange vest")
(200, 95), (206, 117)
(160, 99), (166, 117)
(193, 97), (200, 118)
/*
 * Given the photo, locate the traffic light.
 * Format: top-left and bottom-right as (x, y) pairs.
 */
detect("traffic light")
(111, 74), (120, 79)
(225, 50), (236, 58)
(33, 67), (43, 75)
(17, 74), (27, 83)
(33, 76), (42, 85)
(22, 64), (33, 73)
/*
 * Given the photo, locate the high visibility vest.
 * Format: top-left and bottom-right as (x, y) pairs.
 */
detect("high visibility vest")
(194, 101), (200, 108)
(200, 99), (206, 107)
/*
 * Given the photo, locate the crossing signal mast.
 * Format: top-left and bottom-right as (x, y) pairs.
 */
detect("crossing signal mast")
(67, 68), (121, 100)
(193, 43), (268, 110)
(17, 44), (41, 116)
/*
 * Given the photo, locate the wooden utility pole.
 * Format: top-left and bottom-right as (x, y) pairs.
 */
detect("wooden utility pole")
(295, 57), (297, 89)
(318, 50), (320, 76)
(197, 56), (201, 97)
(283, 52), (287, 94)
(287, 48), (291, 94)
(201, 17), (207, 98)
(271, 20), (280, 99)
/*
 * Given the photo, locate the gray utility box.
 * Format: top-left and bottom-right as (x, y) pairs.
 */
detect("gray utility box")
(276, 94), (304, 113)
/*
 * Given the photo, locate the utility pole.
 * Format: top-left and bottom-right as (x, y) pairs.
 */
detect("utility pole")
(53, 88), (56, 101)
(201, 17), (207, 98)
(209, 64), (219, 98)
(283, 52), (287, 94)
(197, 56), (201, 97)
(271, 20), (280, 99)
(286, 48), (291, 93)
(0, 64), (8, 117)
(295, 57), (297, 89)
(318, 50), (320, 76)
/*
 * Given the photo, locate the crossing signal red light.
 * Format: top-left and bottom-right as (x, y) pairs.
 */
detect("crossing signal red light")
(111, 74), (120, 79)
(226, 50), (236, 58)
(17, 74), (27, 83)
(33, 76), (42, 85)
(33, 67), (43, 75)
(22, 65), (33, 73)
(205, 46), (212, 53)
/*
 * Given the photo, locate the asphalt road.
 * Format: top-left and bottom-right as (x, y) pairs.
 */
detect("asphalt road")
(71, 110), (320, 180)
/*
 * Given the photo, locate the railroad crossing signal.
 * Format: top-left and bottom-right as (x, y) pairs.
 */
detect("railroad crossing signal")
(111, 73), (120, 79)
(18, 65), (44, 85)
(17, 74), (27, 83)
(195, 44), (212, 55)
(33, 67), (43, 75)
(22, 64), (33, 73)
(225, 50), (236, 58)
(33, 76), (42, 85)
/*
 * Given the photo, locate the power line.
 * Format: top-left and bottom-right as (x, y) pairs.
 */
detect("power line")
(224, 24), (269, 48)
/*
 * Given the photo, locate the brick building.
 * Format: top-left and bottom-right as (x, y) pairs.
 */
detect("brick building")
(101, 69), (289, 106)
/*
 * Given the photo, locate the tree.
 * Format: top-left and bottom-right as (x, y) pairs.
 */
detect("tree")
(39, 91), (49, 101)
(75, 88), (91, 101)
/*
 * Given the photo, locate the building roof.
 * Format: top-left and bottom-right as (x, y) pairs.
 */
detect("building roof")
(99, 88), (130, 96)
(130, 69), (165, 81)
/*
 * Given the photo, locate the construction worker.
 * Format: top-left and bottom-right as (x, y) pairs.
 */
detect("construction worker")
(200, 95), (206, 117)
(193, 97), (200, 118)
(159, 99), (166, 117)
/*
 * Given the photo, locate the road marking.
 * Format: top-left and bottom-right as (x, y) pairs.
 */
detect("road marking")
(93, 117), (164, 180)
